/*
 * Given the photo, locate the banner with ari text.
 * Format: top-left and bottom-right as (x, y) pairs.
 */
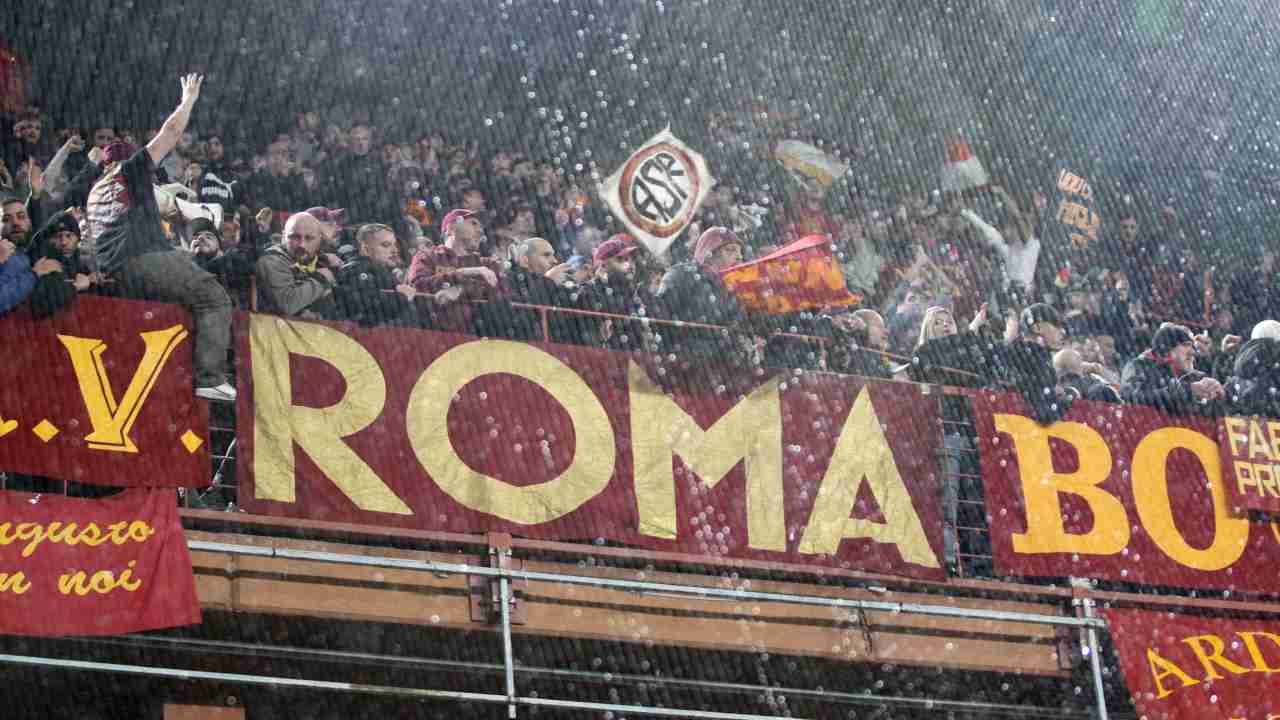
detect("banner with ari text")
(1100, 607), (1280, 720)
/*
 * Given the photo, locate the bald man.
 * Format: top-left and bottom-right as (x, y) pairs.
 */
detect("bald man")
(254, 212), (339, 318)
(1053, 347), (1120, 403)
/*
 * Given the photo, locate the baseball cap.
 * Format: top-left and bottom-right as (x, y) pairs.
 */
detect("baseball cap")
(693, 226), (742, 264)
(593, 234), (639, 265)
(305, 206), (345, 225)
(189, 218), (222, 242)
(440, 208), (476, 236)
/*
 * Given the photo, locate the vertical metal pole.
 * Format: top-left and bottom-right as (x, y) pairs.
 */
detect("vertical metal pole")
(499, 566), (517, 718)
(1078, 597), (1109, 720)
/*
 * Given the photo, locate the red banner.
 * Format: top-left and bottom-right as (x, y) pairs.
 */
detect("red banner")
(973, 392), (1280, 593)
(0, 488), (201, 635)
(236, 314), (945, 578)
(0, 296), (210, 487)
(1218, 416), (1280, 515)
(720, 235), (859, 315)
(1100, 607), (1280, 720)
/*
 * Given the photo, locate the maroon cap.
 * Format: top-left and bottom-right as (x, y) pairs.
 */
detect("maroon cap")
(103, 140), (137, 165)
(440, 208), (477, 236)
(593, 234), (639, 264)
(693, 226), (742, 264)
(305, 206), (345, 225)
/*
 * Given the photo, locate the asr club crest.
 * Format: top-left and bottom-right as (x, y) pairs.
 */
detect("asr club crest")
(601, 128), (714, 257)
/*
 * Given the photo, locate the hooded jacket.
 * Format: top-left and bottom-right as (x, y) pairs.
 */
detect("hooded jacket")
(1226, 337), (1280, 417)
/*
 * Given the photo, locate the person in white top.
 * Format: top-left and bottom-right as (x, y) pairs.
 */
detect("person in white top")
(957, 184), (1040, 299)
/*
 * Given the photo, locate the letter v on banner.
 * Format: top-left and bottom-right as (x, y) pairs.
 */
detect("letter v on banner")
(58, 324), (189, 453)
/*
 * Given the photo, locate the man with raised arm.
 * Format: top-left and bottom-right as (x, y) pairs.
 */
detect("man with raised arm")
(86, 74), (237, 402)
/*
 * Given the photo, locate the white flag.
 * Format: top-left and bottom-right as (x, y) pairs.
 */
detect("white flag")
(599, 128), (713, 257)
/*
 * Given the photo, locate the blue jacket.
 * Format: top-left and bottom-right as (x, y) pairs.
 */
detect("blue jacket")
(0, 252), (35, 315)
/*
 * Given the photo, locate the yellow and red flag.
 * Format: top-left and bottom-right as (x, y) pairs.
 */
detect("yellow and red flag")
(720, 235), (860, 315)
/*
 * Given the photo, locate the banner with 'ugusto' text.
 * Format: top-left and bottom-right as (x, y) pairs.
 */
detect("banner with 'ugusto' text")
(973, 392), (1280, 594)
(0, 488), (201, 635)
(1100, 607), (1280, 720)
(236, 314), (947, 579)
(0, 296), (210, 487)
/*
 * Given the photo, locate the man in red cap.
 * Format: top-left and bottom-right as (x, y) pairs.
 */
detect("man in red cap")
(656, 226), (753, 362)
(579, 234), (653, 351)
(405, 208), (502, 332)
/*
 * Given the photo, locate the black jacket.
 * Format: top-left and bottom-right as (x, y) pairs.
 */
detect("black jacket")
(1227, 337), (1280, 417)
(1060, 372), (1121, 404)
(1121, 350), (1222, 416)
(996, 341), (1072, 424)
(27, 210), (86, 318)
(656, 261), (752, 360)
(335, 256), (417, 327)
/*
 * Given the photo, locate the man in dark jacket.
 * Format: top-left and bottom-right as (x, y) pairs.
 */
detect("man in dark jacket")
(657, 226), (753, 361)
(997, 303), (1074, 423)
(335, 223), (420, 327)
(190, 217), (255, 309)
(1226, 319), (1280, 417)
(1053, 347), (1120, 403)
(27, 210), (95, 318)
(581, 234), (657, 352)
(498, 235), (592, 344)
(1121, 323), (1225, 415)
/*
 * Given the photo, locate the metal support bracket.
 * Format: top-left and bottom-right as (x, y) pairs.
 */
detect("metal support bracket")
(469, 533), (527, 625)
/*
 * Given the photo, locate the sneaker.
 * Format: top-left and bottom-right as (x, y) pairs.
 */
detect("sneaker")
(195, 383), (237, 402)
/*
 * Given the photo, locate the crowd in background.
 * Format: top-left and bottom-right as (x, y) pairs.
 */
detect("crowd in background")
(3, 70), (1280, 423)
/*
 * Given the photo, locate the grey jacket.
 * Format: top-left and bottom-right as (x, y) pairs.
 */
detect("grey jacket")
(254, 244), (336, 319)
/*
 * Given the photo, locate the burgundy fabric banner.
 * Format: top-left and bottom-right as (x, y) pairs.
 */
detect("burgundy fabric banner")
(236, 314), (946, 579)
(0, 296), (210, 487)
(972, 392), (1280, 594)
(1100, 607), (1280, 720)
(0, 488), (201, 636)
(1218, 416), (1280, 515)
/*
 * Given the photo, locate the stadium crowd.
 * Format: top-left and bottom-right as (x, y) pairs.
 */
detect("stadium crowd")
(3, 72), (1280, 423)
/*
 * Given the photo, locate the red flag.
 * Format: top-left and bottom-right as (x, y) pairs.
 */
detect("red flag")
(720, 235), (860, 315)
(0, 488), (201, 636)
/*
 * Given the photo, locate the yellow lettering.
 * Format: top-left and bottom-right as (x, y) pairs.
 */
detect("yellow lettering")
(406, 341), (615, 525)
(17, 522), (51, 558)
(58, 324), (188, 453)
(629, 361), (784, 550)
(1132, 428), (1248, 571)
(249, 314), (409, 514)
(1268, 421), (1280, 462)
(1183, 634), (1252, 680)
(1239, 632), (1280, 673)
(1148, 647), (1201, 699)
(995, 415), (1129, 555)
(47, 522), (76, 545)
(0, 523), (13, 546)
(57, 563), (142, 596)
(107, 521), (130, 545)
(1249, 420), (1273, 461)
(126, 521), (154, 543)
(798, 387), (938, 566)
(0, 571), (30, 594)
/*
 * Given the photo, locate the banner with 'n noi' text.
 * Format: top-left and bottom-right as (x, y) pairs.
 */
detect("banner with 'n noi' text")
(0, 296), (210, 488)
(973, 392), (1280, 594)
(0, 488), (200, 635)
(236, 314), (947, 579)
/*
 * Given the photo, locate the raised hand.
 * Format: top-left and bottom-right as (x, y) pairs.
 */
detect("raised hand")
(180, 73), (204, 105)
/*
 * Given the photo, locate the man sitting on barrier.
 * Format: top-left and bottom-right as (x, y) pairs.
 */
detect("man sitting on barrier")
(85, 73), (237, 403)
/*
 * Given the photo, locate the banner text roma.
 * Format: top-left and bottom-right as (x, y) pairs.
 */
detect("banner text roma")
(236, 314), (946, 579)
